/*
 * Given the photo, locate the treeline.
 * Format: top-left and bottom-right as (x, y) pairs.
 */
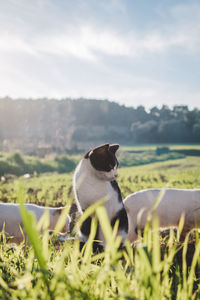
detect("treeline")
(0, 97), (200, 154)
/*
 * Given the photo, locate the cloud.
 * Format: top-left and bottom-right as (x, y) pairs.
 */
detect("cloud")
(0, 26), (129, 62)
(1, 21), (199, 67)
(34, 26), (131, 61)
(0, 0), (200, 109)
(1, 1), (200, 63)
(0, 33), (37, 56)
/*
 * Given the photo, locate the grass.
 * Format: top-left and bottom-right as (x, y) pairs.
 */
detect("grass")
(119, 156), (200, 198)
(1, 144), (199, 177)
(1, 155), (200, 205)
(121, 144), (200, 151)
(1, 201), (200, 299)
(0, 152), (200, 298)
(0, 152), (78, 177)
(0, 172), (73, 206)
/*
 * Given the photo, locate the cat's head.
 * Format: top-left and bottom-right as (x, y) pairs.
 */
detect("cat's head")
(84, 143), (119, 181)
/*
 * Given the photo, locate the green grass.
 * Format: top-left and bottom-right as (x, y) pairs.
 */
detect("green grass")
(0, 155), (200, 298)
(121, 144), (200, 151)
(1, 144), (200, 177)
(0, 172), (73, 206)
(1, 156), (200, 205)
(119, 156), (200, 198)
(118, 148), (185, 168)
(1, 201), (200, 299)
(0, 152), (78, 177)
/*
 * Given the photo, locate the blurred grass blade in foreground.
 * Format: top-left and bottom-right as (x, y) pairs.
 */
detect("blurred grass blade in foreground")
(18, 184), (47, 272)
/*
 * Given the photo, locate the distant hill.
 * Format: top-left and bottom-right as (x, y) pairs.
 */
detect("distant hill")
(0, 97), (200, 155)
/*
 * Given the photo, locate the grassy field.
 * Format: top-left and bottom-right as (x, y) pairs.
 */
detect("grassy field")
(0, 151), (200, 299)
(1, 156), (199, 205)
(119, 156), (200, 197)
(1, 143), (199, 177)
(121, 144), (200, 151)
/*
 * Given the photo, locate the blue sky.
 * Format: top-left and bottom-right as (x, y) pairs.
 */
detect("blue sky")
(0, 0), (200, 109)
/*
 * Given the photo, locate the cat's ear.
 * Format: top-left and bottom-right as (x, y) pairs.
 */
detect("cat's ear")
(93, 144), (109, 155)
(84, 144), (109, 159)
(109, 144), (119, 154)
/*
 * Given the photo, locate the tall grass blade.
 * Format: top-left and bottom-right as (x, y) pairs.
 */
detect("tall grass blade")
(18, 185), (47, 271)
(54, 205), (71, 234)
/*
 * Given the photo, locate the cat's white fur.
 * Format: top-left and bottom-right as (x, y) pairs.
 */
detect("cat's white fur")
(0, 203), (70, 243)
(124, 188), (200, 242)
(73, 157), (125, 244)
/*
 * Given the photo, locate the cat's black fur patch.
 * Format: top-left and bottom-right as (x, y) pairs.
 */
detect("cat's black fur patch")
(84, 150), (91, 159)
(111, 208), (128, 233)
(79, 240), (104, 253)
(80, 216), (99, 240)
(135, 226), (138, 235)
(84, 144), (119, 172)
(110, 180), (123, 203)
(80, 215), (102, 252)
(80, 216), (92, 236)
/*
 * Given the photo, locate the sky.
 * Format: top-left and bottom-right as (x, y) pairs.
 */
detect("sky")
(0, 0), (200, 109)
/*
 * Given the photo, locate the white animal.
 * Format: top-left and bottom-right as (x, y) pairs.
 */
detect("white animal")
(124, 188), (200, 242)
(0, 203), (70, 243)
(73, 143), (128, 247)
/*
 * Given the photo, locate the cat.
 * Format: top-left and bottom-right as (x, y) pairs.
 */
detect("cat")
(124, 188), (200, 242)
(73, 143), (128, 250)
(0, 203), (70, 243)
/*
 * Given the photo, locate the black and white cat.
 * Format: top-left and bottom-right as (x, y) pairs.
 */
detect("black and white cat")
(73, 143), (128, 249)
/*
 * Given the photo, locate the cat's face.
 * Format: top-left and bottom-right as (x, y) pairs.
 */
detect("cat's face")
(85, 144), (119, 181)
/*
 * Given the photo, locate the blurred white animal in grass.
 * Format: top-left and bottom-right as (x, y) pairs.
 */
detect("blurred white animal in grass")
(0, 203), (70, 243)
(124, 188), (200, 242)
